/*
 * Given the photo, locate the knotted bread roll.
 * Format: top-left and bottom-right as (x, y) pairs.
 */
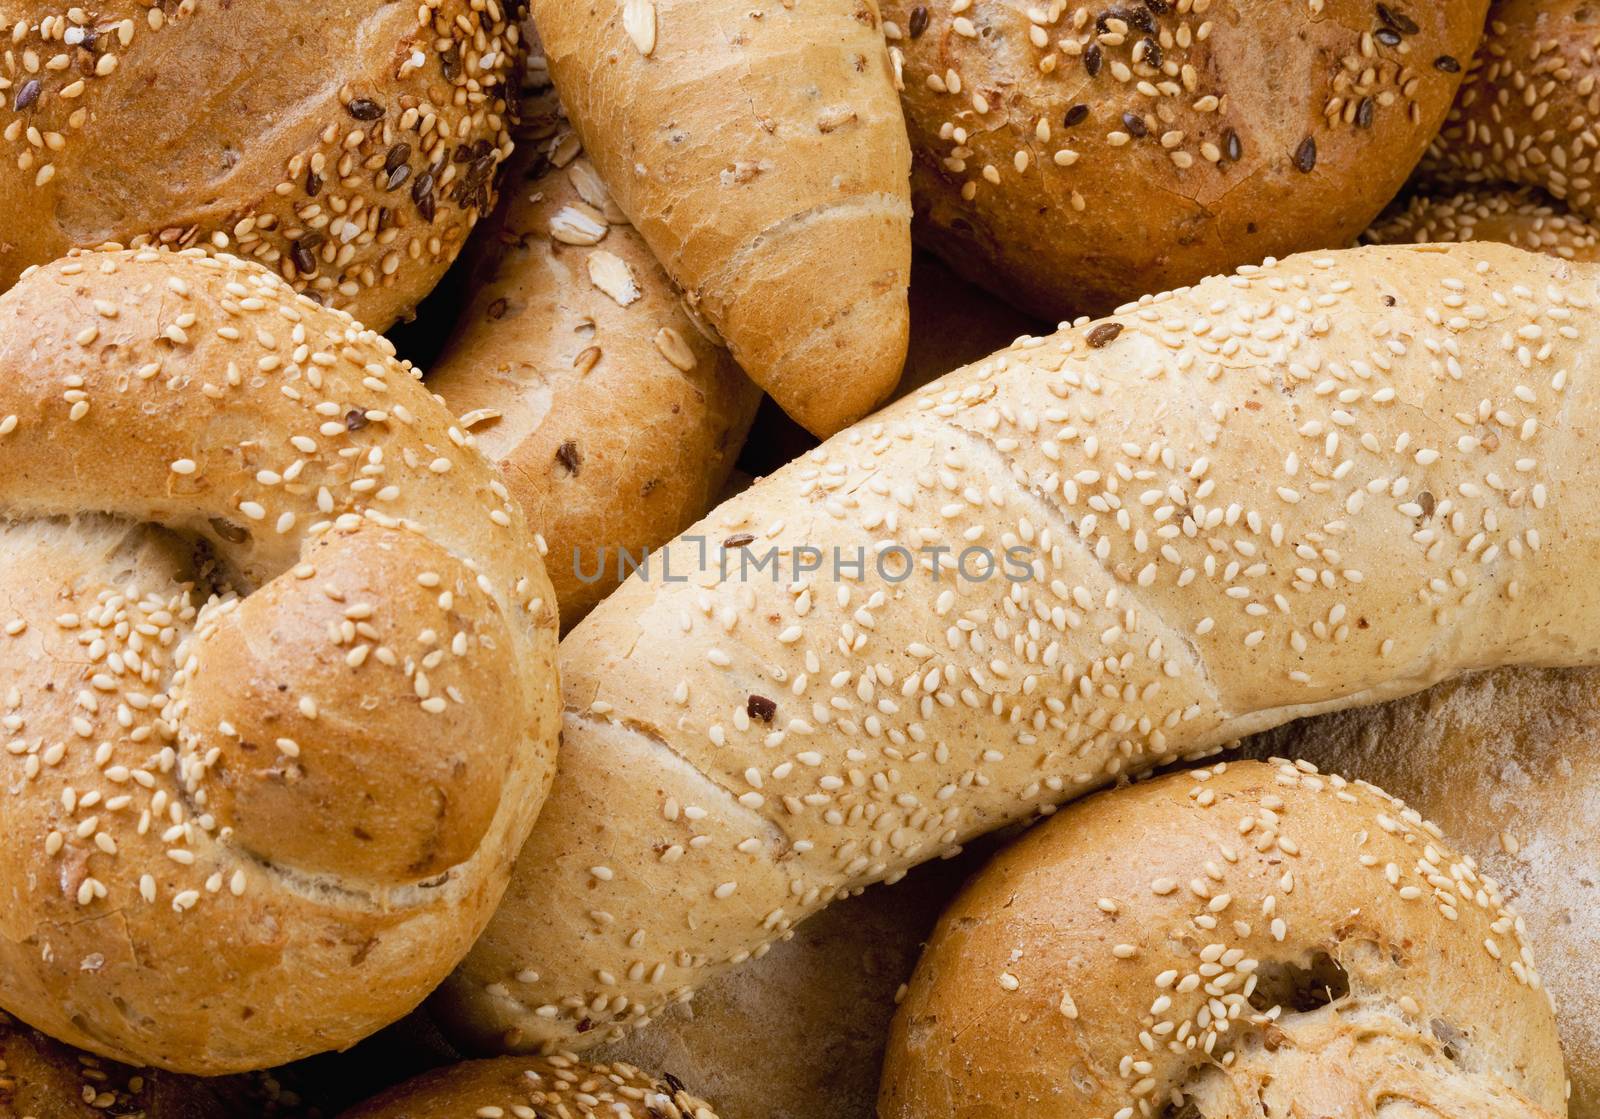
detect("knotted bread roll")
(435, 241), (1600, 1057)
(0, 248), (560, 1073)
(1249, 668), (1600, 1116)
(339, 1055), (720, 1119)
(880, 760), (1566, 1118)
(0, 1), (524, 330)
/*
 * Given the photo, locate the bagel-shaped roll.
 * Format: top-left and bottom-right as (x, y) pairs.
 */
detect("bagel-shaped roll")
(0, 1), (523, 330)
(429, 91), (761, 630)
(881, 759), (1566, 1118)
(1366, 189), (1600, 262)
(339, 1055), (720, 1119)
(0, 248), (560, 1073)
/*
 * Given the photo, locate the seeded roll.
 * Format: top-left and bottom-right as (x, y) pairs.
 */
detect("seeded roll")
(0, 248), (560, 1073)
(435, 241), (1600, 1056)
(1365, 187), (1600, 261)
(0, 1), (523, 331)
(1421, 0), (1600, 223)
(338, 1055), (720, 1119)
(881, 760), (1566, 1118)
(429, 85), (761, 630)
(881, 0), (1488, 318)
(1249, 667), (1600, 1115)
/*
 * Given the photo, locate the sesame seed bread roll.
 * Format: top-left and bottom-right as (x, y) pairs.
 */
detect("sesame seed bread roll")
(880, 0), (1489, 319)
(0, 0), (523, 332)
(428, 91), (761, 631)
(435, 241), (1600, 1057)
(1247, 667), (1600, 1116)
(880, 760), (1567, 1118)
(338, 1055), (720, 1119)
(1366, 188), (1600, 262)
(0, 248), (560, 1073)
(529, 0), (914, 438)
(1421, 1), (1600, 223)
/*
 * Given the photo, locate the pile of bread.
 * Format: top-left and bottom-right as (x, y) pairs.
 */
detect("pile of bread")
(2, 0), (1599, 1116)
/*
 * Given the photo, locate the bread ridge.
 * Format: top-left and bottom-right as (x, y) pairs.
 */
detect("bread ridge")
(436, 241), (1600, 1054)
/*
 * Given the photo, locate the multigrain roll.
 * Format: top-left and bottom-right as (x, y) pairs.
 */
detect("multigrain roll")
(435, 241), (1600, 1056)
(881, 760), (1567, 1119)
(339, 1056), (720, 1119)
(529, 0), (914, 438)
(0, 1), (523, 330)
(429, 90), (761, 630)
(1365, 187), (1600, 260)
(1421, 0), (1600, 222)
(0, 248), (560, 1073)
(880, 0), (1489, 318)
(1248, 668), (1600, 1116)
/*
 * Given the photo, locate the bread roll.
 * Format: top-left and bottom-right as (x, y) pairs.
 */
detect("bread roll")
(880, 0), (1489, 318)
(428, 90), (761, 630)
(529, 0), (913, 438)
(596, 846), (989, 1119)
(880, 760), (1566, 1118)
(339, 1055), (720, 1118)
(434, 240), (1600, 1056)
(0, 1), (523, 331)
(1247, 667), (1600, 1116)
(1421, 0), (1600, 222)
(0, 248), (560, 1073)
(1366, 188), (1600, 261)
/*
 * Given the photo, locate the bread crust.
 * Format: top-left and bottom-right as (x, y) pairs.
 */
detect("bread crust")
(1421, 0), (1600, 223)
(340, 1054), (721, 1118)
(0, 248), (560, 1074)
(0, 0), (524, 331)
(1366, 188), (1600, 261)
(529, 0), (914, 438)
(1248, 667), (1600, 1117)
(880, 760), (1566, 1118)
(882, 0), (1488, 318)
(435, 241), (1600, 1056)
(428, 87), (761, 630)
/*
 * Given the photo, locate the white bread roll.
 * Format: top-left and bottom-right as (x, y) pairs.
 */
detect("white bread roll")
(435, 241), (1600, 1055)
(881, 760), (1566, 1117)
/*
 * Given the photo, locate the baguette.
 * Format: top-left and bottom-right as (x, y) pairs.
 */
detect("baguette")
(528, 0), (914, 438)
(428, 91), (761, 630)
(1246, 667), (1600, 1116)
(435, 241), (1600, 1055)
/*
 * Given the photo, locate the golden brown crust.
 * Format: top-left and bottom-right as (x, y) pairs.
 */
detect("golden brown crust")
(883, 0), (1488, 319)
(1248, 667), (1600, 1116)
(1365, 187), (1600, 261)
(0, 0), (524, 331)
(880, 760), (1566, 1119)
(436, 242), (1600, 1056)
(339, 1055), (720, 1119)
(529, 0), (913, 438)
(0, 248), (560, 1074)
(1421, 0), (1600, 222)
(428, 87), (761, 630)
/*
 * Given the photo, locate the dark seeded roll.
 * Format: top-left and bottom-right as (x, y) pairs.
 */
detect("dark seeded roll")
(881, 0), (1490, 318)
(0, 1), (523, 330)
